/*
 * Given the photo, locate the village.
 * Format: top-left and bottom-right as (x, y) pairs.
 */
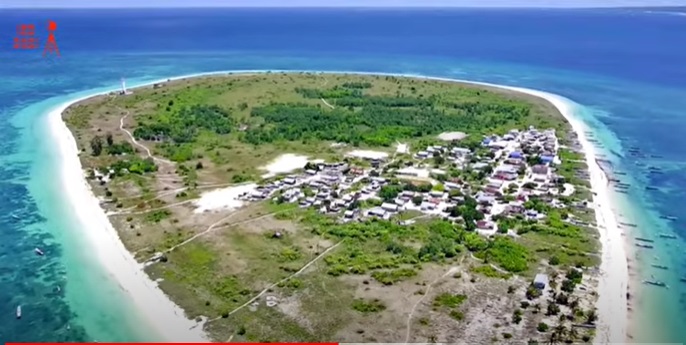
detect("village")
(237, 126), (580, 239)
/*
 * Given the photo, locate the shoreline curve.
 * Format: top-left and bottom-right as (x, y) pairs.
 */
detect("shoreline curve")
(46, 70), (628, 343)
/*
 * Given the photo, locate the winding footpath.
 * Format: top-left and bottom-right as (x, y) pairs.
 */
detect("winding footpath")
(119, 110), (174, 165)
(208, 240), (344, 323)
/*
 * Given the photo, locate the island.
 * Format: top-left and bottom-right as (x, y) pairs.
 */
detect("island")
(62, 72), (602, 343)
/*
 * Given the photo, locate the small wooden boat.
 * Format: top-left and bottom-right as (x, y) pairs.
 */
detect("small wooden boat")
(645, 186), (659, 191)
(16, 305), (21, 319)
(659, 233), (677, 239)
(651, 264), (668, 270)
(34, 248), (44, 256)
(635, 237), (654, 243)
(636, 243), (654, 249)
(643, 280), (667, 288)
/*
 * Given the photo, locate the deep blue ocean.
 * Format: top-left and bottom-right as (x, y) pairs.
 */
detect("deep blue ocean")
(0, 7), (685, 343)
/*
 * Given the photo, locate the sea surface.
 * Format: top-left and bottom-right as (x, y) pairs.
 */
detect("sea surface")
(0, 7), (685, 343)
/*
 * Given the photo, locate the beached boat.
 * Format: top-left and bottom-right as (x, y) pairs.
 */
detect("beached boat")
(620, 222), (637, 228)
(636, 243), (654, 249)
(16, 305), (21, 319)
(34, 248), (44, 256)
(659, 233), (678, 239)
(651, 264), (668, 270)
(642, 279), (668, 288)
(635, 237), (654, 243)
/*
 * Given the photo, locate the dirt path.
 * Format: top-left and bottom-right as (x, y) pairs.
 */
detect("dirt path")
(320, 76), (335, 109)
(207, 240), (344, 323)
(403, 265), (461, 344)
(119, 110), (174, 165)
(144, 207), (296, 262)
(321, 98), (335, 109)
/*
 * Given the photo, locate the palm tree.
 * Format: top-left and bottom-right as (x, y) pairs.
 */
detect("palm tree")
(551, 322), (568, 344)
(586, 309), (598, 325)
(568, 326), (580, 342)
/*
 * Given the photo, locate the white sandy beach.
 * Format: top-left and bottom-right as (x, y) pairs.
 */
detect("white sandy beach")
(49, 97), (209, 342)
(501, 86), (629, 344)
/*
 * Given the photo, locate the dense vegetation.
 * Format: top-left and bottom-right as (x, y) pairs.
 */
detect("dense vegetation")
(244, 85), (532, 147)
(133, 105), (235, 143)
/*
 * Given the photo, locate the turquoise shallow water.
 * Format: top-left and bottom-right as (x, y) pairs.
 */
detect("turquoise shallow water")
(1, 8), (686, 343)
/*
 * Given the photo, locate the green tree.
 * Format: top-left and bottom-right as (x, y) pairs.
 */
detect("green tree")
(90, 136), (103, 156)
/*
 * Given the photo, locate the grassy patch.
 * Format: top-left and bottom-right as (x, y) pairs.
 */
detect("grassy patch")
(352, 298), (387, 313)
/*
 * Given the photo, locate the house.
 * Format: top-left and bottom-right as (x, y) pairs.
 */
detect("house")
(509, 151), (523, 159)
(472, 162), (489, 170)
(532, 165), (549, 175)
(416, 151), (430, 159)
(401, 191), (415, 198)
(306, 169), (317, 175)
(429, 190), (445, 198)
(444, 182), (460, 190)
(349, 167), (365, 176)
(476, 220), (493, 230)
(540, 155), (555, 164)
(506, 203), (525, 214)
(477, 195), (495, 205)
(381, 202), (399, 212)
(344, 210), (356, 218)
(420, 202), (436, 211)
(533, 274), (549, 290)
(371, 177), (387, 184)
(451, 147), (471, 156)
(283, 177), (296, 185)
(368, 207), (387, 218)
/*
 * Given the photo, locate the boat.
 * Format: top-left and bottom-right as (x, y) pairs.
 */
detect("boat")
(16, 305), (21, 319)
(34, 248), (44, 256)
(642, 280), (668, 288)
(680, 277), (686, 283)
(645, 186), (659, 191)
(635, 237), (654, 243)
(659, 233), (677, 239)
(11, 214), (20, 220)
(620, 222), (637, 228)
(659, 215), (677, 221)
(651, 264), (668, 270)
(636, 243), (654, 249)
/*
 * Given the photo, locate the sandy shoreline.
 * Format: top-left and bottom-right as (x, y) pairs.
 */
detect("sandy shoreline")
(48, 96), (210, 342)
(493, 86), (629, 344)
(47, 70), (628, 343)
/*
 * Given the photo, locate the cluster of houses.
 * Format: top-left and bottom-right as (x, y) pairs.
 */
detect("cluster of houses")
(239, 126), (580, 237)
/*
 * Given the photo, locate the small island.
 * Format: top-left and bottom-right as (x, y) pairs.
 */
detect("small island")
(63, 72), (601, 343)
